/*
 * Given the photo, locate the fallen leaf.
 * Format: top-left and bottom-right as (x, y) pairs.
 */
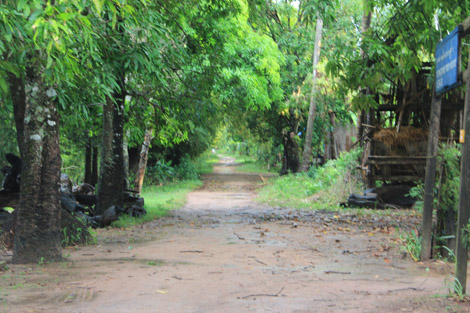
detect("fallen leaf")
(384, 258), (392, 263)
(157, 290), (167, 294)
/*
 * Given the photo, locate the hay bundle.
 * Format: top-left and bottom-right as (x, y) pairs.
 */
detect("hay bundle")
(373, 126), (428, 146)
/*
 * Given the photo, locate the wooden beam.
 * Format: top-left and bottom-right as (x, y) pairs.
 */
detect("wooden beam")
(368, 155), (428, 159)
(421, 86), (442, 261)
(367, 160), (426, 165)
(367, 156), (427, 165)
(369, 175), (423, 182)
(455, 51), (470, 294)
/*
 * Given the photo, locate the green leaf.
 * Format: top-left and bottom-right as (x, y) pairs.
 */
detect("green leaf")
(28, 8), (43, 22)
(17, 0), (27, 11)
(56, 13), (74, 21)
(0, 61), (20, 77)
(92, 0), (103, 15)
(0, 74), (8, 93)
(46, 55), (53, 68)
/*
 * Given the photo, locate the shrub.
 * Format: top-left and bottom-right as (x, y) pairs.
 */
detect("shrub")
(258, 148), (364, 210)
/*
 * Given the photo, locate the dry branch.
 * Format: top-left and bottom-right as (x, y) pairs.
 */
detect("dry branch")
(241, 286), (285, 299)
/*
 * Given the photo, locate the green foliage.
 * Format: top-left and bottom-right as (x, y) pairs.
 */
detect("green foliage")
(61, 225), (96, 247)
(145, 154), (200, 184)
(409, 144), (460, 213)
(61, 135), (86, 182)
(111, 180), (202, 228)
(236, 159), (278, 175)
(146, 160), (175, 184)
(192, 151), (218, 175)
(216, 125), (284, 171)
(327, 0), (470, 111)
(445, 276), (465, 300)
(397, 229), (421, 262)
(438, 243), (456, 263)
(408, 183), (424, 211)
(0, 104), (19, 168)
(257, 148), (363, 209)
(436, 144), (461, 213)
(175, 155), (199, 181)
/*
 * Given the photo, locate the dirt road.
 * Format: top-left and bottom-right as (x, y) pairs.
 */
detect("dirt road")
(0, 157), (468, 313)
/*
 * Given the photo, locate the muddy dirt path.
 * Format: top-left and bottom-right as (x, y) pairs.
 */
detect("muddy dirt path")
(1, 157), (469, 313)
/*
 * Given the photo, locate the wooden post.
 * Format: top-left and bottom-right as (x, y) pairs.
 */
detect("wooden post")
(420, 86), (442, 261)
(455, 51), (470, 294)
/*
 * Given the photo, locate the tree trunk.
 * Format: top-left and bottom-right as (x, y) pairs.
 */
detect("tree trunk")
(357, 0), (372, 145)
(12, 66), (62, 264)
(91, 146), (98, 187)
(280, 131), (300, 175)
(85, 139), (93, 185)
(328, 112), (337, 160)
(299, 17), (323, 172)
(97, 90), (125, 214)
(123, 130), (130, 190)
(8, 73), (27, 158)
(134, 129), (153, 194)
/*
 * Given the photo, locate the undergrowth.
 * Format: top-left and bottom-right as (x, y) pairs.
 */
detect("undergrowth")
(235, 158), (278, 174)
(145, 152), (217, 185)
(397, 228), (421, 261)
(257, 148), (363, 210)
(193, 151), (219, 174)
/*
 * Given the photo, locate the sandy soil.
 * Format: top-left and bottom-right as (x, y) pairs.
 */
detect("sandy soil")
(0, 157), (469, 313)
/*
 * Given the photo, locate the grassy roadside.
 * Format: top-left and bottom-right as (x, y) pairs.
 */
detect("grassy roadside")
(256, 149), (363, 211)
(111, 180), (203, 228)
(194, 152), (219, 174)
(219, 153), (279, 175)
(111, 153), (218, 228)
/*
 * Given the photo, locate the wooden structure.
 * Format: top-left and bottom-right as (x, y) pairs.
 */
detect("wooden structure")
(362, 65), (464, 187)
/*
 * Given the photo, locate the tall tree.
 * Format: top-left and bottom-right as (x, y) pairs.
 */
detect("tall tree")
(299, 17), (323, 171)
(0, 0), (98, 263)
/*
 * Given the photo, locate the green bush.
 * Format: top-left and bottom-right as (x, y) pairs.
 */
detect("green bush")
(409, 143), (461, 212)
(175, 154), (199, 181)
(258, 148), (363, 210)
(146, 159), (176, 184)
(145, 154), (203, 184)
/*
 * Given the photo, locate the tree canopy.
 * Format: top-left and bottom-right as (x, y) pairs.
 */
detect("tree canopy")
(1, 0), (470, 262)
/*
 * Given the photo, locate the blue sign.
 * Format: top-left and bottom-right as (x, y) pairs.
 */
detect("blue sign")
(435, 26), (462, 94)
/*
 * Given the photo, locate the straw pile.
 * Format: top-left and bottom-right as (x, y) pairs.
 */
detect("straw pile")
(373, 126), (428, 146)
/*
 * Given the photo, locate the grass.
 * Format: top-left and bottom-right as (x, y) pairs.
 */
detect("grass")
(236, 160), (278, 174)
(257, 174), (328, 209)
(219, 153), (279, 174)
(111, 180), (202, 228)
(193, 151), (219, 174)
(256, 149), (364, 210)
